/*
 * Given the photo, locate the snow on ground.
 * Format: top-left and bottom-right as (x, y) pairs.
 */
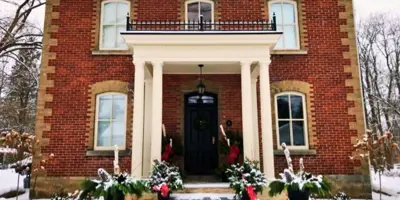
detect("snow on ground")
(371, 167), (400, 198)
(373, 191), (400, 200)
(0, 169), (25, 197)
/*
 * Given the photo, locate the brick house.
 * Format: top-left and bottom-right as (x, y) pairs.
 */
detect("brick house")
(33, 0), (370, 197)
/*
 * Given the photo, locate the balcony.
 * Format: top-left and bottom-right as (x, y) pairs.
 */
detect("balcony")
(125, 14), (277, 33)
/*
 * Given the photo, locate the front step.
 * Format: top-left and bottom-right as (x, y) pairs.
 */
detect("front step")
(171, 193), (234, 200)
(138, 183), (287, 200)
(177, 183), (232, 193)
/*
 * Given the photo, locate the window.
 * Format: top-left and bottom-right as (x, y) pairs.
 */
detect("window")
(100, 0), (130, 50)
(185, 0), (214, 29)
(275, 92), (308, 149)
(269, 0), (300, 49)
(94, 93), (127, 150)
(188, 95), (215, 104)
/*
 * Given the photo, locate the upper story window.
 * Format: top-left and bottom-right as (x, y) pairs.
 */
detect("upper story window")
(186, 0), (214, 22)
(100, 0), (130, 50)
(95, 93), (127, 150)
(275, 92), (308, 149)
(269, 0), (300, 49)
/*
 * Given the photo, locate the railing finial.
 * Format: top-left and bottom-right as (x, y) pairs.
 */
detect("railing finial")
(272, 12), (277, 31)
(199, 14), (204, 31)
(126, 12), (130, 31)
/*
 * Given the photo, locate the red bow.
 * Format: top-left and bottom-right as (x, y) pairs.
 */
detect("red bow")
(225, 145), (240, 165)
(246, 185), (256, 200)
(160, 184), (169, 197)
(161, 144), (173, 161)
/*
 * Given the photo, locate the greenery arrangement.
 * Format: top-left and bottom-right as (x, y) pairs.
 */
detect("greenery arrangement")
(226, 159), (267, 200)
(79, 169), (146, 200)
(268, 143), (330, 200)
(147, 160), (184, 200)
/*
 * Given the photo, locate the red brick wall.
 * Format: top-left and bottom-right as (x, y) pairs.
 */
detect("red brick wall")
(41, 0), (359, 176)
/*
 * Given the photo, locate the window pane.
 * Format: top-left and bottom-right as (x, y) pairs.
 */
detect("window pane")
(103, 2), (116, 25)
(292, 121), (305, 146)
(275, 25), (284, 49)
(113, 97), (126, 120)
(187, 2), (199, 21)
(112, 121), (125, 146)
(270, 3), (282, 24)
(277, 95), (289, 119)
(278, 121), (291, 145)
(200, 2), (212, 21)
(283, 25), (297, 48)
(97, 121), (111, 146)
(116, 25), (127, 48)
(102, 25), (116, 48)
(290, 95), (304, 119)
(282, 3), (295, 24)
(98, 97), (112, 119)
(117, 2), (129, 25)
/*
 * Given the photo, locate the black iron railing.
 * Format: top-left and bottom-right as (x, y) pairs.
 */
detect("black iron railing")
(126, 13), (277, 32)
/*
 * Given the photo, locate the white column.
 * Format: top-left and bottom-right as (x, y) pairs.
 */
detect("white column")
(259, 60), (275, 178)
(142, 79), (153, 176)
(241, 61), (255, 160)
(251, 78), (260, 162)
(150, 61), (163, 163)
(131, 60), (145, 177)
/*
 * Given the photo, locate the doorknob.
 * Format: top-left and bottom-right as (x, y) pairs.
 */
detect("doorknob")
(212, 136), (215, 144)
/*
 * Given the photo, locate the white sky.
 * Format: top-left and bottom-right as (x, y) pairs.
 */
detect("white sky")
(1, 0), (400, 31)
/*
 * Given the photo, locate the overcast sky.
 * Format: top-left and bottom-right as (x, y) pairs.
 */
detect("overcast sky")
(1, 0), (400, 30)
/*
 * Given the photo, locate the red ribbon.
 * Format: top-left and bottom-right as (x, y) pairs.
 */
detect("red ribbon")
(160, 184), (169, 197)
(246, 185), (256, 200)
(225, 145), (240, 165)
(161, 144), (173, 161)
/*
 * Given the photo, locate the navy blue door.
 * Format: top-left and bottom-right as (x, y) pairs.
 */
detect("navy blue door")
(184, 92), (218, 175)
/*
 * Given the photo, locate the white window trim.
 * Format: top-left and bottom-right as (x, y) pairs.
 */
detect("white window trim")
(99, 0), (130, 51)
(268, 0), (300, 50)
(274, 91), (309, 150)
(184, 0), (215, 23)
(94, 92), (128, 150)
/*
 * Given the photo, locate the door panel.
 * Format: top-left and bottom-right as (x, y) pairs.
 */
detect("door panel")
(184, 93), (218, 175)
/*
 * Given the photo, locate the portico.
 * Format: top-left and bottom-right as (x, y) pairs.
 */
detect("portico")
(121, 25), (281, 179)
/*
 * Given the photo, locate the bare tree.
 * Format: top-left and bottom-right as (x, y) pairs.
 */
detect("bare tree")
(358, 13), (400, 140)
(0, 0), (43, 132)
(0, 0), (44, 60)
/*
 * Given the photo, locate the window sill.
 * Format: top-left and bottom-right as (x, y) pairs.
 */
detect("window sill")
(271, 49), (308, 55)
(91, 50), (131, 56)
(86, 149), (131, 157)
(274, 149), (316, 156)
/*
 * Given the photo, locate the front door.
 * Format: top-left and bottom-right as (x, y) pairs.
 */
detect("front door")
(184, 92), (218, 175)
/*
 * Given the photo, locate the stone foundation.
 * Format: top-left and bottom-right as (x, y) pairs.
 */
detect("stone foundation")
(325, 175), (372, 198)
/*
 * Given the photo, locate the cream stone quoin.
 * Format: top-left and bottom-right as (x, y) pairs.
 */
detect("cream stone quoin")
(121, 30), (282, 179)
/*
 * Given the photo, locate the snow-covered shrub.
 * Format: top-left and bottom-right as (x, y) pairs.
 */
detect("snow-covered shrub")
(147, 160), (183, 197)
(268, 143), (330, 198)
(329, 191), (351, 200)
(226, 159), (268, 200)
(79, 168), (146, 200)
(352, 130), (399, 173)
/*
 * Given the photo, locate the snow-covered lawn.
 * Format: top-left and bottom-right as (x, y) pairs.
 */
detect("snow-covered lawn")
(0, 169), (25, 197)
(371, 165), (400, 200)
